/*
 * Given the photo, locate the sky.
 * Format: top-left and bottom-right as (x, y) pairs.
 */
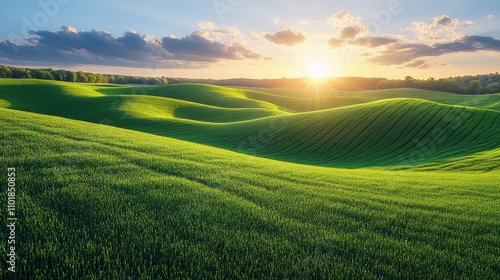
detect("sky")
(0, 0), (499, 79)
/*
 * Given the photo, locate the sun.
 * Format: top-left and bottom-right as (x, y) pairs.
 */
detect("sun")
(306, 62), (329, 78)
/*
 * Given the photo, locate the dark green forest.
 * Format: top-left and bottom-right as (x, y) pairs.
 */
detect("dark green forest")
(0, 65), (169, 85)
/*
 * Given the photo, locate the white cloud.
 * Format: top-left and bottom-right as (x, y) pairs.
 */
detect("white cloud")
(196, 22), (242, 41)
(264, 28), (306, 46)
(273, 18), (283, 26)
(407, 15), (474, 42)
(462, 20), (475, 28)
(251, 31), (262, 40)
(61, 25), (77, 33)
(327, 9), (362, 27)
(198, 21), (216, 30)
(327, 10), (368, 46)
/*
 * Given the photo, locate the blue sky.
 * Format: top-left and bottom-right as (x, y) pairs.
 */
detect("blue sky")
(0, 0), (499, 79)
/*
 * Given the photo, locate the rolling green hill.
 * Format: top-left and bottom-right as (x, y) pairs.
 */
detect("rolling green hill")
(236, 86), (500, 112)
(1, 79), (498, 168)
(1, 108), (499, 279)
(0, 80), (286, 124)
(207, 98), (500, 167)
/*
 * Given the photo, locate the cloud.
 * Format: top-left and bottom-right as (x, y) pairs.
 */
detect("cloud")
(197, 21), (241, 39)
(328, 38), (345, 47)
(61, 25), (77, 33)
(250, 31), (262, 40)
(327, 9), (361, 26)
(264, 29), (306, 46)
(329, 36), (397, 48)
(351, 37), (398, 48)
(487, 15), (494, 19)
(367, 35), (500, 66)
(405, 59), (429, 69)
(339, 26), (367, 39)
(407, 15), (475, 42)
(0, 26), (263, 69)
(327, 10), (369, 47)
(462, 20), (475, 28)
(198, 21), (216, 30)
(162, 31), (261, 61)
(434, 15), (456, 26)
(326, 11), (495, 69)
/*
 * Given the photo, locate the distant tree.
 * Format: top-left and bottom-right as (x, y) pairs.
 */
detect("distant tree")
(11, 67), (30, 78)
(95, 74), (107, 83)
(376, 79), (407, 89)
(52, 70), (67, 81)
(86, 73), (97, 83)
(65, 71), (77, 82)
(405, 76), (415, 87)
(468, 80), (482, 94)
(114, 75), (127, 84)
(76, 71), (88, 83)
(107, 75), (116, 84)
(0, 65), (12, 78)
(31, 69), (54, 80)
(0, 65), (169, 85)
(486, 82), (500, 93)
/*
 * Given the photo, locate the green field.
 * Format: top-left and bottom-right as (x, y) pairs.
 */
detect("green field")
(1, 79), (499, 278)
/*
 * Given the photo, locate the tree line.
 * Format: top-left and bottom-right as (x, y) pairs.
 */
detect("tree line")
(377, 74), (500, 94)
(1, 64), (499, 94)
(0, 65), (169, 85)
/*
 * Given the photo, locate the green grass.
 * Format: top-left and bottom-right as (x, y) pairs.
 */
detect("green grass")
(236, 86), (500, 112)
(96, 83), (283, 111)
(1, 108), (499, 279)
(1, 79), (498, 168)
(207, 98), (500, 168)
(1, 78), (499, 278)
(387, 147), (500, 172)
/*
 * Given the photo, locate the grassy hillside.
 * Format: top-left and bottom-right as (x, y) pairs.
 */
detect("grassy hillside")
(388, 147), (500, 172)
(0, 80), (286, 124)
(236, 86), (500, 112)
(96, 83), (283, 111)
(1, 108), (499, 279)
(208, 98), (500, 167)
(1, 79), (499, 169)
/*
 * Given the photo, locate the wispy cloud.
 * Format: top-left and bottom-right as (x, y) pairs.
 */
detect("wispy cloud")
(196, 21), (241, 39)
